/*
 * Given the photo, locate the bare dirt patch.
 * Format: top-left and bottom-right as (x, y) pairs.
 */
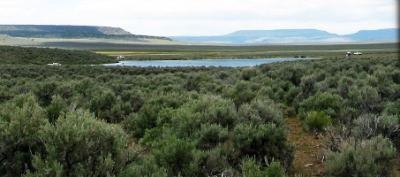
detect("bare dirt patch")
(287, 117), (326, 177)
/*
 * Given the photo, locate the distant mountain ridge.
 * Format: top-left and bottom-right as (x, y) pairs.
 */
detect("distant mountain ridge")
(345, 28), (398, 41)
(0, 25), (171, 40)
(172, 28), (398, 44)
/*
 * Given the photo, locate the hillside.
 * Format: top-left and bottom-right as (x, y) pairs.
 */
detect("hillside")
(0, 25), (171, 40)
(346, 28), (398, 42)
(225, 29), (340, 43)
(172, 28), (398, 44)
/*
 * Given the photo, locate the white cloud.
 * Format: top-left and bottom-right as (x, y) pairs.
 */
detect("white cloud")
(0, 0), (397, 36)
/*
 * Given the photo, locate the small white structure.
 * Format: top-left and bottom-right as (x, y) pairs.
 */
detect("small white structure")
(353, 52), (363, 55)
(48, 63), (61, 66)
(116, 55), (125, 60)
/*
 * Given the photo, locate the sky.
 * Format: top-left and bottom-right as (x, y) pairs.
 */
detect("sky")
(0, 0), (397, 36)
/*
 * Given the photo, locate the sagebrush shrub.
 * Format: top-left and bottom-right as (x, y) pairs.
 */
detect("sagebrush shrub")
(29, 109), (131, 177)
(233, 124), (293, 169)
(230, 81), (256, 107)
(152, 135), (197, 177)
(189, 95), (238, 128)
(0, 94), (48, 176)
(352, 114), (400, 149)
(241, 158), (286, 177)
(118, 157), (167, 177)
(238, 98), (283, 125)
(241, 68), (258, 81)
(195, 124), (229, 149)
(46, 95), (67, 123)
(304, 111), (332, 133)
(298, 92), (343, 120)
(325, 136), (396, 177)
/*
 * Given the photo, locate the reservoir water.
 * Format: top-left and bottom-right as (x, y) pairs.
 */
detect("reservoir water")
(104, 58), (314, 68)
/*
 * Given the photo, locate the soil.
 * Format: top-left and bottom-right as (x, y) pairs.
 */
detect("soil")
(287, 117), (326, 177)
(286, 117), (400, 177)
(393, 155), (400, 177)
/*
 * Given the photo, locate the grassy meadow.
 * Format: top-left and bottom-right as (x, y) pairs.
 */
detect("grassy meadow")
(94, 43), (399, 60)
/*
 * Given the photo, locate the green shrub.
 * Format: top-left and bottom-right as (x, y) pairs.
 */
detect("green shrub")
(74, 78), (94, 97)
(230, 81), (256, 107)
(325, 136), (396, 177)
(127, 113), (153, 139)
(126, 93), (189, 138)
(55, 82), (76, 100)
(284, 86), (301, 105)
(348, 86), (383, 114)
(195, 147), (231, 176)
(304, 111), (332, 133)
(298, 92), (343, 120)
(195, 124), (229, 150)
(120, 90), (144, 113)
(184, 74), (203, 91)
(241, 158), (286, 177)
(241, 68), (258, 81)
(34, 81), (57, 106)
(383, 100), (400, 115)
(46, 95), (67, 123)
(352, 114), (400, 149)
(89, 90), (118, 122)
(282, 64), (306, 86)
(152, 135), (198, 177)
(190, 95), (238, 128)
(118, 157), (167, 177)
(265, 161), (286, 177)
(0, 94), (49, 176)
(28, 109), (131, 177)
(238, 98), (284, 125)
(25, 155), (64, 177)
(251, 99), (283, 124)
(298, 75), (317, 97)
(165, 108), (202, 139)
(233, 124), (293, 169)
(337, 76), (354, 98)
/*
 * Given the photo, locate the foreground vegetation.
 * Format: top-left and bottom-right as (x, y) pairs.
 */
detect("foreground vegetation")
(0, 45), (399, 177)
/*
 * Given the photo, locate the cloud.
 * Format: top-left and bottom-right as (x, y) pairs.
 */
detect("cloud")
(0, 0), (397, 36)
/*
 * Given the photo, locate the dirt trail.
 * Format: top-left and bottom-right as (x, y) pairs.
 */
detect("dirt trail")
(393, 156), (400, 177)
(287, 117), (326, 177)
(286, 117), (400, 177)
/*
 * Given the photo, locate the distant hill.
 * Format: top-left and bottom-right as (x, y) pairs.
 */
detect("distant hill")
(0, 25), (171, 41)
(345, 28), (398, 42)
(172, 28), (398, 44)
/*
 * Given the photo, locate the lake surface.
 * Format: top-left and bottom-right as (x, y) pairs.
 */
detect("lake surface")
(104, 58), (314, 68)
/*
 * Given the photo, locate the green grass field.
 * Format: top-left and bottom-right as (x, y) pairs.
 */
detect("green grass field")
(94, 42), (399, 60)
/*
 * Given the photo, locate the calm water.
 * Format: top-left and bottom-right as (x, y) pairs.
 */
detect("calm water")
(104, 58), (314, 68)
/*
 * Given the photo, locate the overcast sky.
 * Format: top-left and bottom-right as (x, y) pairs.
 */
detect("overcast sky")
(0, 0), (397, 36)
